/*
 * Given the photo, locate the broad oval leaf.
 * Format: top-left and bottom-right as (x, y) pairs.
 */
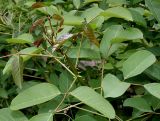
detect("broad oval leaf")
(0, 108), (28, 121)
(100, 7), (133, 21)
(12, 55), (24, 89)
(29, 113), (52, 121)
(10, 83), (61, 110)
(145, 0), (160, 23)
(123, 97), (152, 112)
(111, 28), (143, 43)
(7, 33), (34, 44)
(102, 74), (130, 98)
(144, 83), (160, 99)
(70, 86), (115, 119)
(122, 50), (156, 79)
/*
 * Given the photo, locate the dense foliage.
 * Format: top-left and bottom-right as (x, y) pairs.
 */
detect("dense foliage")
(0, 0), (160, 120)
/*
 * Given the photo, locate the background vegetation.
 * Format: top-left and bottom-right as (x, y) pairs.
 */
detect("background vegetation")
(0, 0), (160, 120)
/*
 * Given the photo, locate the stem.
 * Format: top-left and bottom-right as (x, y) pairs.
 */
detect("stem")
(55, 77), (78, 112)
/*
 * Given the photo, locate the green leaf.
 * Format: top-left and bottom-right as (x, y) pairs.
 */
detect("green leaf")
(100, 7), (133, 21)
(81, 6), (103, 23)
(29, 113), (52, 121)
(19, 47), (43, 61)
(59, 71), (75, 93)
(67, 48), (101, 59)
(83, 0), (101, 5)
(3, 47), (42, 75)
(144, 83), (160, 99)
(143, 94), (160, 111)
(111, 28), (143, 43)
(145, 0), (160, 23)
(107, 0), (127, 6)
(37, 5), (59, 16)
(102, 74), (130, 98)
(3, 57), (14, 75)
(0, 108), (28, 121)
(12, 55), (23, 89)
(64, 14), (84, 26)
(73, 0), (81, 9)
(129, 9), (147, 27)
(144, 63), (160, 81)
(123, 97), (152, 112)
(100, 25), (123, 58)
(0, 88), (8, 98)
(147, 47), (160, 56)
(10, 83), (61, 110)
(70, 86), (115, 119)
(122, 50), (156, 79)
(75, 115), (97, 121)
(38, 99), (67, 114)
(7, 33), (34, 44)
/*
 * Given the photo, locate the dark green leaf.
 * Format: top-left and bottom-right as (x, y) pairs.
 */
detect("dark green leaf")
(29, 113), (52, 121)
(75, 115), (97, 121)
(144, 63), (160, 81)
(123, 97), (152, 112)
(0, 108), (28, 121)
(0, 88), (8, 98)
